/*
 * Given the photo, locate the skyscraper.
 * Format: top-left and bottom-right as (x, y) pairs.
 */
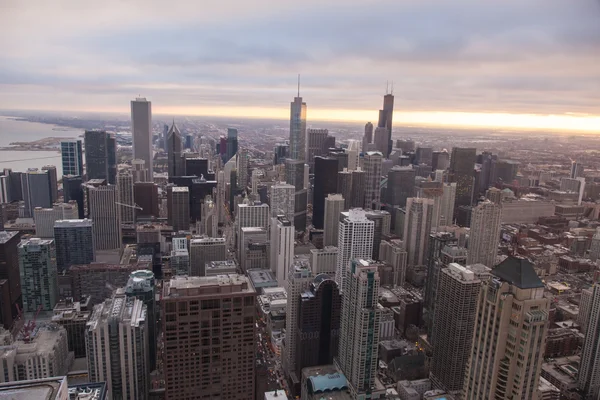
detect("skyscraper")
(336, 259), (382, 399)
(286, 90), (308, 231)
(86, 291), (149, 400)
(463, 257), (549, 400)
(88, 185), (121, 250)
(403, 197), (434, 266)
(439, 182), (457, 226)
(235, 202), (270, 255)
(377, 91), (394, 157)
(131, 98), (153, 180)
(42, 165), (58, 203)
(432, 150), (449, 172)
(337, 169), (353, 210)
(84, 130), (116, 184)
(34, 202), (79, 238)
(307, 128), (329, 171)
(363, 151), (383, 210)
(236, 148), (249, 190)
(167, 186), (190, 232)
(54, 219), (95, 271)
(362, 122), (374, 153)
(23, 168), (52, 216)
(467, 200), (502, 268)
(116, 171), (135, 224)
(571, 161), (584, 179)
(132, 158), (149, 182)
(18, 238), (58, 312)
(0, 231), (21, 330)
(373, 127), (388, 155)
(336, 209), (374, 292)
(285, 159), (308, 231)
(385, 166), (416, 209)
(351, 169), (366, 209)
(449, 147), (476, 212)
(134, 182), (160, 219)
(270, 215), (294, 287)
(162, 275), (256, 400)
(312, 156), (338, 229)
(189, 237), (226, 277)
(61, 139), (84, 176)
(289, 94), (307, 162)
(578, 283), (600, 398)
(365, 210), (391, 260)
(269, 182), (295, 223)
(430, 263), (490, 395)
(63, 175), (84, 219)
(226, 128), (238, 162)
(166, 121), (183, 177)
(323, 194), (345, 247)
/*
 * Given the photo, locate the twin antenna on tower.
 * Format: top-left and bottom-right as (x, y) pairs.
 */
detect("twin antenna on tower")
(386, 80), (394, 95)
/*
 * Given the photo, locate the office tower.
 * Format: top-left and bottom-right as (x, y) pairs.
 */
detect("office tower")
(337, 169), (353, 210)
(589, 228), (600, 262)
(328, 148), (348, 172)
(0, 175), (9, 204)
(386, 166), (416, 210)
(18, 238), (58, 311)
(189, 237), (226, 277)
(199, 195), (218, 238)
(124, 270), (157, 372)
(116, 171), (135, 224)
(23, 169), (52, 216)
(432, 151), (449, 172)
(379, 240), (407, 286)
(41, 165), (58, 203)
(63, 175), (84, 219)
(34, 202), (79, 237)
(132, 158), (149, 182)
(571, 161), (584, 179)
(88, 185), (121, 250)
(131, 97), (153, 180)
(166, 121), (183, 177)
(377, 91), (394, 157)
(403, 197), (434, 266)
(351, 169), (366, 209)
(468, 200), (502, 268)
(167, 187), (190, 232)
(270, 182), (295, 223)
(54, 219), (94, 271)
(337, 259), (382, 398)
(7, 170), (23, 202)
(336, 209), (374, 293)
(273, 143), (289, 165)
(363, 151), (383, 210)
(415, 178), (444, 229)
(51, 298), (91, 358)
(235, 202), (270, 254)
(312, 157), (338, 229)
(449, 147), (476, 211)
(561, 177), (586, 205)
(310, 246), (338, 276)
(477, 151), (494, 192)
(362, 122), (374, 153)
(283, 261), (313, 387)
(240, 227), (268, 272)
(237, 148), (249, 190)
(0, 231), (21, 330)
(492, 159), (520, 184)
(270, 216), (294, 287)
(373, 127), (388, 155)
(307, 128), (329, 171)
(579, 283), (600, 398)
(61, 139), (84, 176)
(226, 128), (238, 162)
(285, 159), (308, 231)
(415, 147), (433, 167)
(463, 257), (549, 400)
(84, 130), (117, 184)
(439, 182), (457, 226)
(430, 263), (490, 394)
(86, 292), (149, 400)
(134, 182), (160, 219)
(289, 94), (307, 162)
(346, 139), (361, 171)
(162, 275), (256, 400)
(365, 210), (391, 260)
(323, 194), (345, 247)
(170, 247), (190, 275)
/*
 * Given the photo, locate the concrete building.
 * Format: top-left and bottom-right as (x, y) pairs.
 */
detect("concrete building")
(467, 200), (502, 268)
(134, 182), (160, 219)
(61, 139), (84, 177)
(270, 183), (296, 224)
(235, 202), (270, 255)
(323, 194), (344, 247)
(379, 240), (407, 287)
(86, 292), (149, 400)
(364, 152), (383, 210)
(386, 166), (416, 210)
(131, 98), (153, 179)
(430, 263), (490, 395)
(373, 127), (388, 155)
(18, 238), (58, 312)
(0, 376), (70, 399)
(54, 219), (94, 272)
(168, 186), (190, 232)
(336, 259), (382, 399)
(403, 198), (434, 267)
(463, 257), (550, 400)
(237, 148), (249, 190)
(578, 283), (600, 398)
(500, 198), (556, 224)
(336, 209), (374, 293)
(351, 169), (366, 209)
(51, 297), (90, 358)
(116, 171), (135, 224)
(571, 161), (584, 179)
(88, 185), (121, 251)
(310, 246), (338, 276)
(162, 275), (256, 400)
(170, 248), (190, 276)
(84, 130), (116, 184)
(270, 216), (294, 288)
(34, 202), (79, 238)
(189, 237), (226, 277)
(241, 227), (268, 273)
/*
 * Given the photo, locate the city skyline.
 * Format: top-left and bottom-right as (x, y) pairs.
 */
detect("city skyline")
(1, 0), (599, 132)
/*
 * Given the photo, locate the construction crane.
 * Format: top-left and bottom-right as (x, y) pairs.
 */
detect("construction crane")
(115, 202), (143, 211)
(15, 304), (43, 343)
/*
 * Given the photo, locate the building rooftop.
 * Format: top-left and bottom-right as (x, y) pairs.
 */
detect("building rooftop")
(0, 231), (18, 244)
(171, 186), (189, 193)
(164, 274), (254, 298)
(54, 219), (93, 228)
(492, 256), (544, 289)
(0, 376), (68, 400)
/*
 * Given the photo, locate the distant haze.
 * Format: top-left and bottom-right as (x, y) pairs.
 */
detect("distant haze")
(1, 0), (599, 131)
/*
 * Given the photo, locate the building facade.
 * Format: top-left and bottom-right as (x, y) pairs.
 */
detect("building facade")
(18, 238), (58, 312)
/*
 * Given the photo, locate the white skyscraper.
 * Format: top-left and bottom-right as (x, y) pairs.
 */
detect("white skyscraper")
(579, 284), (600, 398)
(323, 194), (345, 247)
(363, 151), (383, 210)
(235, 202), (270, 255)
(336, 259), (382, 399)
(467, 200), (502, 267)
(336, 209), (374, 293)
(89, 185), (122, 250)
(131, 98), (153, 179)
(403, 197), (434, 266)
(116, 171), (135, 224)
(439, 182), (457, 226)
(270, 216), (294, 288)
(270, 182), (295, 223)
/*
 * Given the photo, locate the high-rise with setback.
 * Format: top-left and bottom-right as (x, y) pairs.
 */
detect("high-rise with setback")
(363, 151), (383, 210)
(270, 216), (294, 287)
(377, 92), (394, 157)
(131, 98), (153, 180)
(336, 209), (374, 293)
(307, 128), (329, 171)
(286, 90), (308, 231)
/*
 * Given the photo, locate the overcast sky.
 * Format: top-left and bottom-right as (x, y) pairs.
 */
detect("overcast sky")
(1, 0), (599, 129)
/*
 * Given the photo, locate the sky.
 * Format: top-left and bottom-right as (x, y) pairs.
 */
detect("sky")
(1, 0), (599, 131)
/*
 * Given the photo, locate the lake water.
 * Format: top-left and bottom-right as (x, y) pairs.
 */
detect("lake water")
(0, 116), (83, 176)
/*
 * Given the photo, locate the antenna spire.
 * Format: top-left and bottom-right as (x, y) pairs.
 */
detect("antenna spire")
(386, 81), (389, 94)
(391, 81), (394, 95)
(297, 74), (300, 97)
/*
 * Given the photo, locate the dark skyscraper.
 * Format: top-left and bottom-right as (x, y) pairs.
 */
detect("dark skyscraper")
(134, 182), (160, 219)
(415, 147), (433, 167)
(351, 169), (366, 209)
(167, 121), (183, 177)
(61, 139), (84, 176)
(312, 157), (338, 229)
(385, 166), (416, 209)
(362, 122), (373, 152)
(432, 151), (450, 172)
(449, 147), (476, 213)
(42, 165), (58, 203)
(84, 130), (116, 184)
(377, 92), (394, 157)
(0, 231), (21, 330)
(226, 128), (238, 162)
(63, 175), (84, 219)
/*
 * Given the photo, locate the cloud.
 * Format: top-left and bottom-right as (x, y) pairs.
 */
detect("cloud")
(0, 0), (599, 117)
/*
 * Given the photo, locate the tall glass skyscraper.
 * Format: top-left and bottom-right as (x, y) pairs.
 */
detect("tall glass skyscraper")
(61, 139), (83, 176)
(84, 130), (116, 184)
(131, 98), (153, 180)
